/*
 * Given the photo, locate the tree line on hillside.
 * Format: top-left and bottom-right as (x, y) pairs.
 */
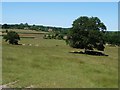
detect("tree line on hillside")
(1, 23), (69, 32)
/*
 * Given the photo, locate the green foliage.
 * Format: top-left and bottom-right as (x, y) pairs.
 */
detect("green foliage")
(2, 24), (9, 29)
(43, 29), (68, 40)
(2, 23), (69, 32)
(104, 31), (120, 45)
(56, 34), (64, 40)
(66, 16), (107, 51)
(3, 31), (20, 45)
(5, 30), (8, 33)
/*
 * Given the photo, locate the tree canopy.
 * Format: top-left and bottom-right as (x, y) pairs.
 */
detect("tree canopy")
(66, 16), (107, 51)
(104, 31), (120, 46)
(3, 31), (20, 45)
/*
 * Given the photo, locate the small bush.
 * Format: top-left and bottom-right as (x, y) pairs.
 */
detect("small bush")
(3, 31), (20, 45)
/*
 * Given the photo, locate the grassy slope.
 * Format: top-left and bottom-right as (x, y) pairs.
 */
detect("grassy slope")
(2, 34), (118, 88)
(1, 29), (47, 34)
(1, 29), (48, 38)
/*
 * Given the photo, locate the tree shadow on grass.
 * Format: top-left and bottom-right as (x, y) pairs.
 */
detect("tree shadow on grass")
(69, 50), (108, 56)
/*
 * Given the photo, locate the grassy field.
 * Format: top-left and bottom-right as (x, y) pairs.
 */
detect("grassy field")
(1, 29), (47, 34)
(2, 29), (118, 88)
(1, 29), (48, 38)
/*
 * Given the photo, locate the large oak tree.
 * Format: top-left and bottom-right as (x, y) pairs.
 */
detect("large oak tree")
(66, 16), (107, 51)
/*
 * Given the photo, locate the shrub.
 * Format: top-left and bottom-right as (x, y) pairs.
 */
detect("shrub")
(3, 31), (20, 45)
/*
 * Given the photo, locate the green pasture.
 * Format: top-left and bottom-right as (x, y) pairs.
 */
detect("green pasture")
(1, 29), (48, 34)
(1, 29), (47, 39)
(2, 30), (118, 88)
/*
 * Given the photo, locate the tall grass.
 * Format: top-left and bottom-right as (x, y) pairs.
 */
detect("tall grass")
(2, 37), (118, 88)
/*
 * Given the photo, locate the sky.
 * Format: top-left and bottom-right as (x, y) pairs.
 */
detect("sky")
(1, 2), (118, 31)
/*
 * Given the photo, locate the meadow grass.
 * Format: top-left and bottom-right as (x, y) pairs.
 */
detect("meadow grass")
(1, 29), (47, 34)
(2, 33), (118, 88)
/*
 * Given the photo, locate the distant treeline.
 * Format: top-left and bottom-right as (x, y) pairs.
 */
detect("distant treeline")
(1, 23), (120, 46)
(1, 23), (69, 32)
